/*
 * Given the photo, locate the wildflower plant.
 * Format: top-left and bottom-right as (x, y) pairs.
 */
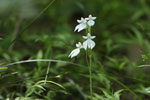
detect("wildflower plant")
(69, 14), (96, 99)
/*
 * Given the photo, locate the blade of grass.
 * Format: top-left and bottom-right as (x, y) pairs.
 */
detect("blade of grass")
(109, 77), (142, 100)
(9, 0), (56, 48)
(45, 61), (51, 84)
(0, 59), (84, 68)
(36, 80), (65, 89)
(67, 77), (88, 100)
(45, 50), (53, 84)
(137, 64), (150, 68)
(0, 59), (85, 87)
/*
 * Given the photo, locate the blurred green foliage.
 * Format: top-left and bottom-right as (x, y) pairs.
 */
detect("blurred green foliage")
(0, 0), (150, 99)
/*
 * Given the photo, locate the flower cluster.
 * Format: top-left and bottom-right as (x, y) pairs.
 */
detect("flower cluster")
(69, 15), (96, 58)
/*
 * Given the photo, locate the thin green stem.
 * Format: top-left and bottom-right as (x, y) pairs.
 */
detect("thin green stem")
(45, 50), (53, 84)
(88, 26), (91, 34)
(109, 76), (142, 100)
(45, 61), (51, 84)
(9, 0), (56, 48)
(86, 26), (93, 99)
(86, 51), (89, 66)
(89, 52), (93, 99)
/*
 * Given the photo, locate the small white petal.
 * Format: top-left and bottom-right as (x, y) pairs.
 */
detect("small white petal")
(92, 17), (96, 20)
(77, 20), (81, 23)
(87, 33), (91, 37)
(89, 15), (96, 20)
(83, 39), (96, 50)
(77, 17), (84, 23)
(76, 43), (79, 47)
(74, 23), (87, 32)
(76, 42), (82, 48)
(75, 17), (88, 32)
(91, 36), (96, 39)
(88, 20), (95, 26)
(85, 18), (89, 20)
(83, 40), (88, 50)
(89, 14), (92, 18)
(86, 15), (96, 21)
(74, 24), (80, 32)
(87, 39), (95, 49)
(77, 23), (87, 32)
(82, 36), (88, 39)
(69, 48), (80, 58)
(78, 42), (81, 45)
(81, 17), (84, 21)
(83, 33), (96, 40)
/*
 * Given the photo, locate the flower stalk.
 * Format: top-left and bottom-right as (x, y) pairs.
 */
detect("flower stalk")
(89, 53), (93, 99)
(87, 25), (93, 99)
(69, 14), (96, 99)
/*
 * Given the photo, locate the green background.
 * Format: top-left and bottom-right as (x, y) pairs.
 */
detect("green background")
(0, 0), (150, 100)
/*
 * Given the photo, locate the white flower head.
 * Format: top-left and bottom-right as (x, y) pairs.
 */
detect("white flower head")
(74, 17), (87, 32)
(69, 42), (83, 58)
(76, 42), (83, 49)
(83, 33), (96, 50)
(86, 14), (96, 27)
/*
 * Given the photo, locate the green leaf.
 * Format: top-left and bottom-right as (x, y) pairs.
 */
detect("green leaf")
(36, 80), (65, 89)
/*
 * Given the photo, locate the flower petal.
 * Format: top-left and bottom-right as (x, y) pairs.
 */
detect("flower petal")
(77, 23), (87, 32)
(85, 18), (89, 20)
(89, 14), (92, 18)
(68, 48), (80, 58)
(74, 24), (80, 32)
(83, 40), (88, 50)
(76, 43), (79, 47)
(88, 20), (95, 26)
(74, 23), (87, 32)
(87, 33), (91, 37)
(82, 36), (88, 39)
(92, 17), (96, 20)
(76, 42), (82, 48)
(77, 19), (81, 23)
(87, 39), (95, 49)
(83, 33), (96, 40)
(91, 36), (96, 39)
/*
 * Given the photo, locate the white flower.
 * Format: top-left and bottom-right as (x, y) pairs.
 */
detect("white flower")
(69, 42), (83, 58)
(74, 17), (87, 32)
(86, 15), (96, 27)
(83, 33), (96, 50)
